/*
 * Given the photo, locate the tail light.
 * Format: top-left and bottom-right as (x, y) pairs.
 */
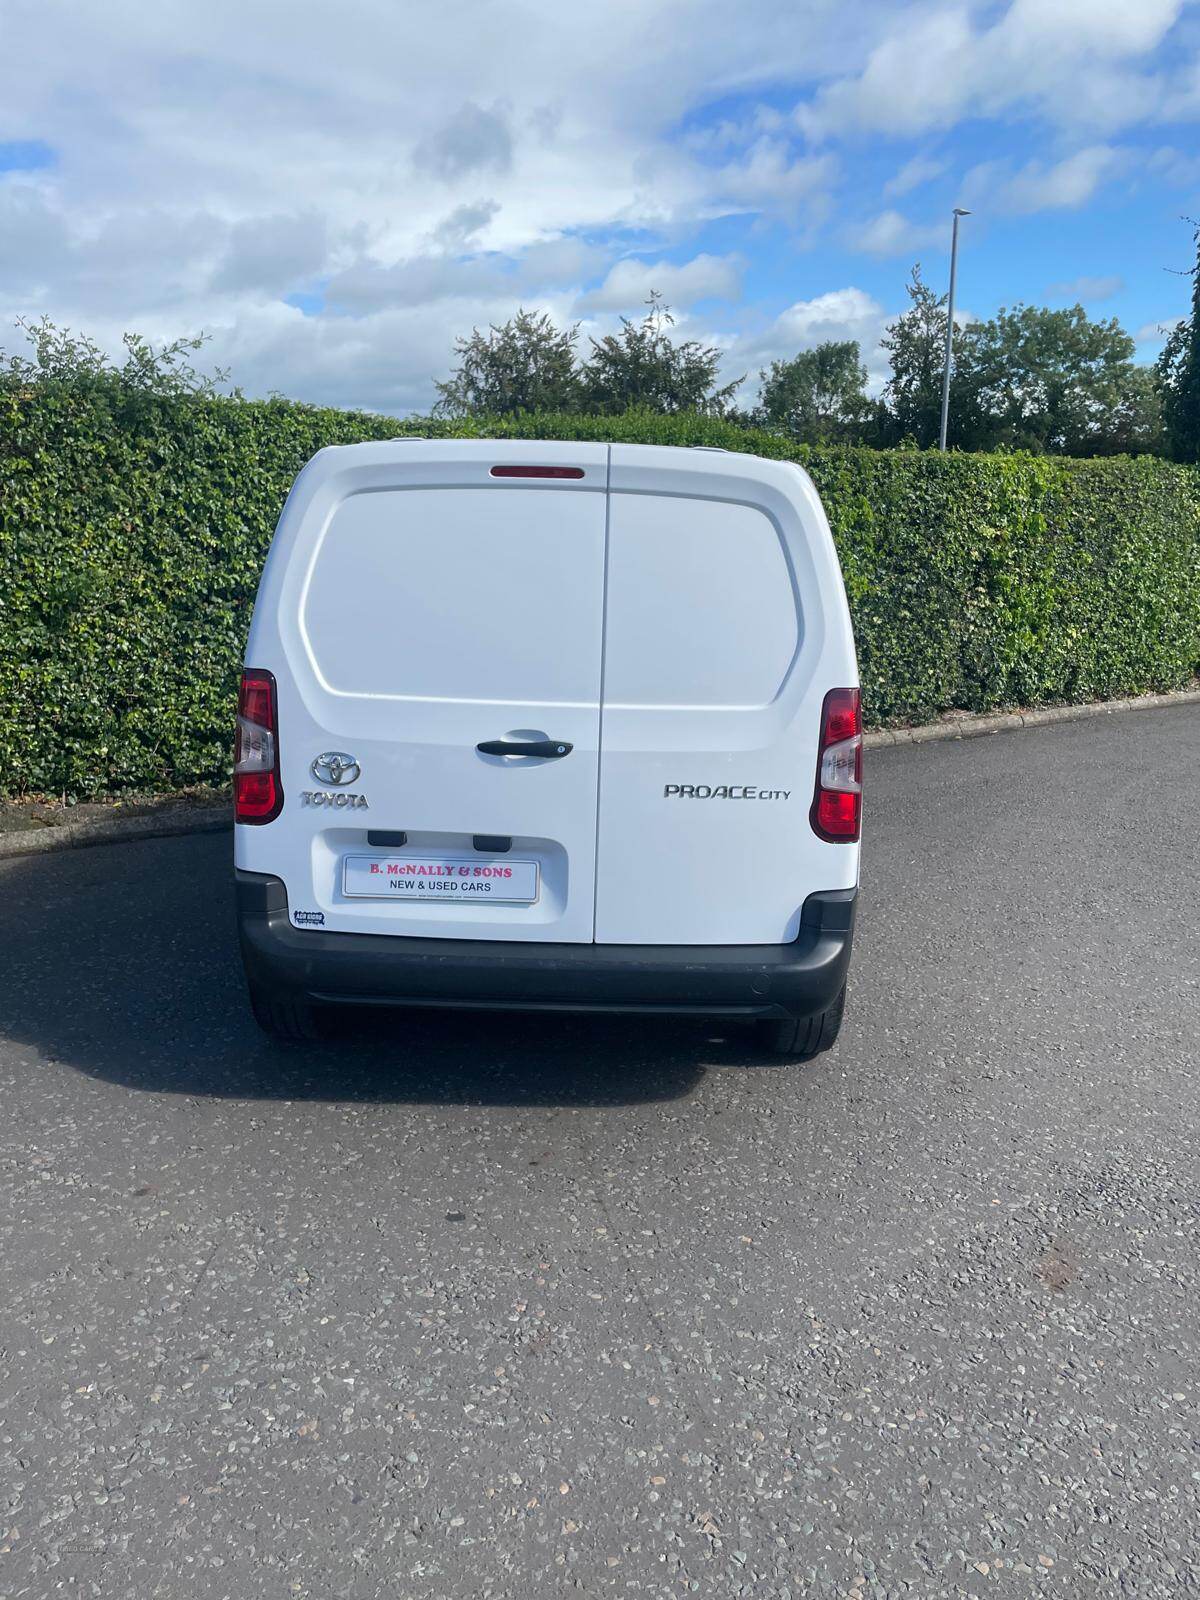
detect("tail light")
(235, 669), (283, 823)
(810, 687), (862, 842)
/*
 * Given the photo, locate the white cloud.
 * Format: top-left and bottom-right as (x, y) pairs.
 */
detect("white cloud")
(323, 235), (608, 317)
(0, 0), (864, 409)
(325, 256), (513, 314)
(802, 0), (1186, 137)
(0, 0), (1195, 413)
(724, 287), (892, 397)
(430, 200), (501, 251)
(884, 153), (947, 198)
(1045, 273), (1124, 301)
(1135, 317), (1183, 344)
(1001, 147), (1124, 211)
(1156, 52), (1200, 120)
(801, 9), (977, 139)
(201, 302), (484, 416)
(751, 287), (885, 351)
(213, 213), (329, 294)
(577, 254), (743, 313)
(845, 208), (946, 258)
(1003, 0), (1181, 59)
(413, 103), (514, 182)
(1147, 145), (1200, 187)
(964, 146), (1126, 215)
(698, 140), (838, 219)
(0, 182), (226, 314)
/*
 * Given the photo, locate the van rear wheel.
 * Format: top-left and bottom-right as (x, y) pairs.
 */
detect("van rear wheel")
(755, 984), (846, 1061)
(248, 984), (323, 1043)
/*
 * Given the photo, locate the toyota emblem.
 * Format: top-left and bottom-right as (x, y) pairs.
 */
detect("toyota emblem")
(310, 751), (361, 786)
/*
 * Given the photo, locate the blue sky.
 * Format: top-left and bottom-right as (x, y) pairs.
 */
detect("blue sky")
(1, 0), (1197, 413)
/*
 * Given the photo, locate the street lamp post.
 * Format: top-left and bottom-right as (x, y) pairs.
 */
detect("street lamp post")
(938, 207), (970, 451)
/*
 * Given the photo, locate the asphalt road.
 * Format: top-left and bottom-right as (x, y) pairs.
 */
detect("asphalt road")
(1, 706), (1198, 1600)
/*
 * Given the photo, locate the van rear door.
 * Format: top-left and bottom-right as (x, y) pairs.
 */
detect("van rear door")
(253, 441), (608, 942)
(594, 446), (858, 946)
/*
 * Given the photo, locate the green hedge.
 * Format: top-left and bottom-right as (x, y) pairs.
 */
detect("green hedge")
(2, 389), (1198, 798)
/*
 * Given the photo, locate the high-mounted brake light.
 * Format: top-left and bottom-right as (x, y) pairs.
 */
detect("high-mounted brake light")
(489, 465), (585, 479)
(235, 668), (283, 824)
(811, 686), (862, 843)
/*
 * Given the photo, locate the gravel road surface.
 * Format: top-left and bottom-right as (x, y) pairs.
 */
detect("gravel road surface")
(1, 706), (1197, 1598)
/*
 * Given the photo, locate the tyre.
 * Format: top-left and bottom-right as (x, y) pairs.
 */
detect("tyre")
(754, 984), (846, 1061)
(248, 983), (323, 1043)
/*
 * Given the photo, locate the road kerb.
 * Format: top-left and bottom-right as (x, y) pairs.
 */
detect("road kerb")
(2, 686), (1198, 859)
(0, 805), (231, 861)
(862, 686), (1200, 751)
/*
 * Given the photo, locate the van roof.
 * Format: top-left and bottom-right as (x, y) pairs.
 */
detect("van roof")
(313, 437), (801, 472)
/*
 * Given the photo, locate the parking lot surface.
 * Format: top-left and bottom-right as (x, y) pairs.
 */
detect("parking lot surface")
(1, 706), (1197, 1599)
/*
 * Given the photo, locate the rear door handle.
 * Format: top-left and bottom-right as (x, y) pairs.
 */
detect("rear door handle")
(476, 739), (573, 759)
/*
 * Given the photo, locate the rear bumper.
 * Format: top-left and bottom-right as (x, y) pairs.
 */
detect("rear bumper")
(236, 872), (857, 1020)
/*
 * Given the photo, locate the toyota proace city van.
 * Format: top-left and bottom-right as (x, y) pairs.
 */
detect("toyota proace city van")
(235, 440), (861, 1059)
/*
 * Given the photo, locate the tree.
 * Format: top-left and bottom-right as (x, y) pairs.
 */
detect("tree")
(953, 304), (1161, 455)
(756, 340), (872, 443)
(1, 316), (228, 397)
(579, 295), (742, 415)
(880, 265), (948, 447)
(433, 309), (580, 417)
(1156, 221), (1200, 464)
(1084, 364), (1164, 457)
(880, 269), (1164, 455)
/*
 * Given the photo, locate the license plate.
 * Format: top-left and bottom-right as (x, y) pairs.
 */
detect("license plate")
(342, 854), (539, 904)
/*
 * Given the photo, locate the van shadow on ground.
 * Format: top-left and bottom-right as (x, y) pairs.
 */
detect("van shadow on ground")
(0, 830), (770, 1106)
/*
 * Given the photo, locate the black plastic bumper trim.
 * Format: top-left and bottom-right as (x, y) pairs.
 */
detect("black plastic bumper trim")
(236, 872), (856, 1021)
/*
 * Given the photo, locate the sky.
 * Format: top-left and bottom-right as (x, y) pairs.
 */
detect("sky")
(1, 0), (1198, 416)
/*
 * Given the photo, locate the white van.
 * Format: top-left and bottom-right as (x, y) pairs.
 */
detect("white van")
(234, 440), (861, 1059)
